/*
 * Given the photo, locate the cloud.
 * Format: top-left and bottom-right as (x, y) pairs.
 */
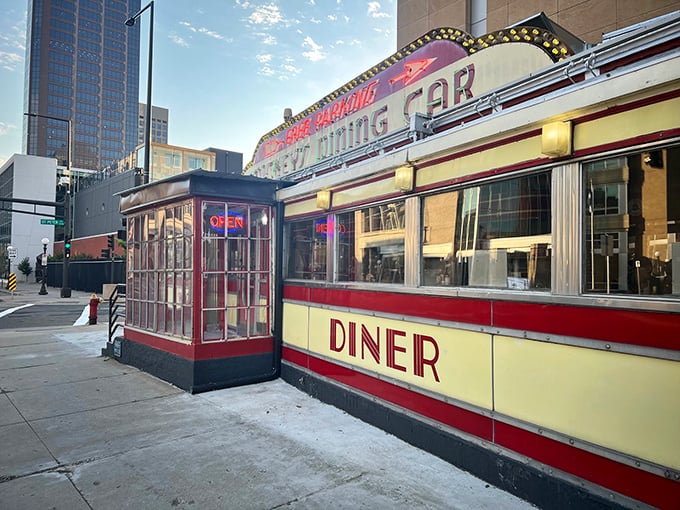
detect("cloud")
(179, 21), (231, 42)
(258, 65), (275, 77)
(169, 34), (189, 47)
(327, 14), (337, 21)
(367, 2), (391, 19)
(0, 50), (22, 72)
(179, 21), (196, 32)
(248, 4), (284, 26)
(261, 34), (277, 45)
(256, 53), (272, 63)
(198, 27), (226, 40)
(301, 36), (326, 62)
(281, 64), (300, 74)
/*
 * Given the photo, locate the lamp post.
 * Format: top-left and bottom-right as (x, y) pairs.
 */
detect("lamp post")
(39, 237), (49, 295)
(125, 0), (154, 185)
(25, 112), (72, 298)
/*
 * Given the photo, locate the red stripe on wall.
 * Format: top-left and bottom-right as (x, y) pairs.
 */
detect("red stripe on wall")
(123, 328), (274, 360)
(284, 285), (492, 326)
(493, 301), (680, 351)
(282, 345), (309, 368)
(124, 328), (195, 358)
(193, 337), (274, 361)
(283, 346), (492, 440)
(495, 421), (680, 510)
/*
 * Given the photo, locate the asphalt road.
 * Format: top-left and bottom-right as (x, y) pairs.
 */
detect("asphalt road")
(0, 303), (108, 329)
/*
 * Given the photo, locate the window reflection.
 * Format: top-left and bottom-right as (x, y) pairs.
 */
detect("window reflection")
(286, 218), (327, 280)
(584, 148), (678, 296)
(200, 202), (273, 342)
(334, 202), (405, 284)
(421, 173), (551, 290)
(126, 201), (194, 338)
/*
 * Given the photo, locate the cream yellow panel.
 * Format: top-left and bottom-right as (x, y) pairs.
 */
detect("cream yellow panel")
(282, 303), (309, 350)
(574, 96), (680, 152)
(308, 307), (493, 409)
(284, 198), (318, 219)
(332, 176), (396, 209)
(418, 136), (541, 188)
(494, 336), (680, 469)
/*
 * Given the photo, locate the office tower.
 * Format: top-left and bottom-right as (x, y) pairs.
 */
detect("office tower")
(138, 103), (168, 145)
(23, 0), (141, 171)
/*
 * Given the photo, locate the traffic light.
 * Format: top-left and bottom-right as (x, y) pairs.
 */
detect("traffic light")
(107, 234), (115, 251)
(64, 238), (71, 259)
(101, 248), (111, 259)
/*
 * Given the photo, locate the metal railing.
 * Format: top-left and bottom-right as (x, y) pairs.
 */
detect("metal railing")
(108, 283), (126, 344)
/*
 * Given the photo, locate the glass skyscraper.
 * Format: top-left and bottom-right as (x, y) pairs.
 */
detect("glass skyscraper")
(23, 0), (141, 171)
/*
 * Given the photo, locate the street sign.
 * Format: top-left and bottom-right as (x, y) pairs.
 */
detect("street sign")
(7, 247), (17, 259)
(40, 218), (65, 226)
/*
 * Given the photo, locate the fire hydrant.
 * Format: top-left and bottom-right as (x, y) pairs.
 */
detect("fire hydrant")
(89, 293), (103, 325)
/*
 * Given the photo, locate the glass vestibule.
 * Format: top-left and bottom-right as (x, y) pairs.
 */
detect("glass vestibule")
(126, 201), (194, 338)
(201, 201), (272, 342)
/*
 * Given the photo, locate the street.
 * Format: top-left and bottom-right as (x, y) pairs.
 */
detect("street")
(0, 303), (107, 329)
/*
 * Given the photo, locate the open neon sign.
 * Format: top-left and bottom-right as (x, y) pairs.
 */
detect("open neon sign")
(315, 219), (347, 236)
(210, 213), (245, 234)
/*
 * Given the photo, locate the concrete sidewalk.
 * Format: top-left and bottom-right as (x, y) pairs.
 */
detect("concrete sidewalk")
(0, 322), (536, 509)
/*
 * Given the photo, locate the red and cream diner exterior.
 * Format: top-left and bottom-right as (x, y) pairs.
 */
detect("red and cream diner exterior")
(243, 14), (680, 510)
(112, 13), (680, 510)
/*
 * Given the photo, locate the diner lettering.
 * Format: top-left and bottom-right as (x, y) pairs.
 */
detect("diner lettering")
(329, 317), (441, 382)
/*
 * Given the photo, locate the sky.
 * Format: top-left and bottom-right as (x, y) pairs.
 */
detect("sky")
(0, 0), (396, 169)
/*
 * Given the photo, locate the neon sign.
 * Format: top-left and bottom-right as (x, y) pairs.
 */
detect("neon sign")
(209, 213), (245, 234)
(245, 26), (573, 180)
(315, 219), (347, 236)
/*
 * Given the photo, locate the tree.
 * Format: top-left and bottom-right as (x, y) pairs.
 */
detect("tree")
(17, 257), (33, 281)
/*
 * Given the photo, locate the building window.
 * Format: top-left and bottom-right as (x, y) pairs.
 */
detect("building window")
(286, 217), (327, 280)
(201, 201), (272, 341)
(126, 201), (194, 339)
(336, 201), (406, 283)
(188, 157), (206, 169)
(422, 173), (552, 290)
(584, 147), (679, 297)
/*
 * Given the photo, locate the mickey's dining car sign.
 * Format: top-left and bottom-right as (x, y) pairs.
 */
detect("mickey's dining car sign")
(244, 27), (572, 180)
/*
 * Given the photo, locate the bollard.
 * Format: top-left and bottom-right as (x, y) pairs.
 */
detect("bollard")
(89, 293), (103, 325)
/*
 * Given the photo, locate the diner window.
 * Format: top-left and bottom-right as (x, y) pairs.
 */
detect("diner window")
(336, 201), (405, 284)
(286, 217), (327, 280)
(201, 201), (272, 342)
(584, 147), (679, 297)
(126, 201), (193, 338)
(422, 173), (552, 290)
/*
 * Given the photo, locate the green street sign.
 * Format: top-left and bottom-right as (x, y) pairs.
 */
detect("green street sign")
(40, 218), (65, 226)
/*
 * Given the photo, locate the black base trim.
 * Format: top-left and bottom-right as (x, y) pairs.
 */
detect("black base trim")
(102, 337), (276, 393)
(281, 362), (633, 510)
